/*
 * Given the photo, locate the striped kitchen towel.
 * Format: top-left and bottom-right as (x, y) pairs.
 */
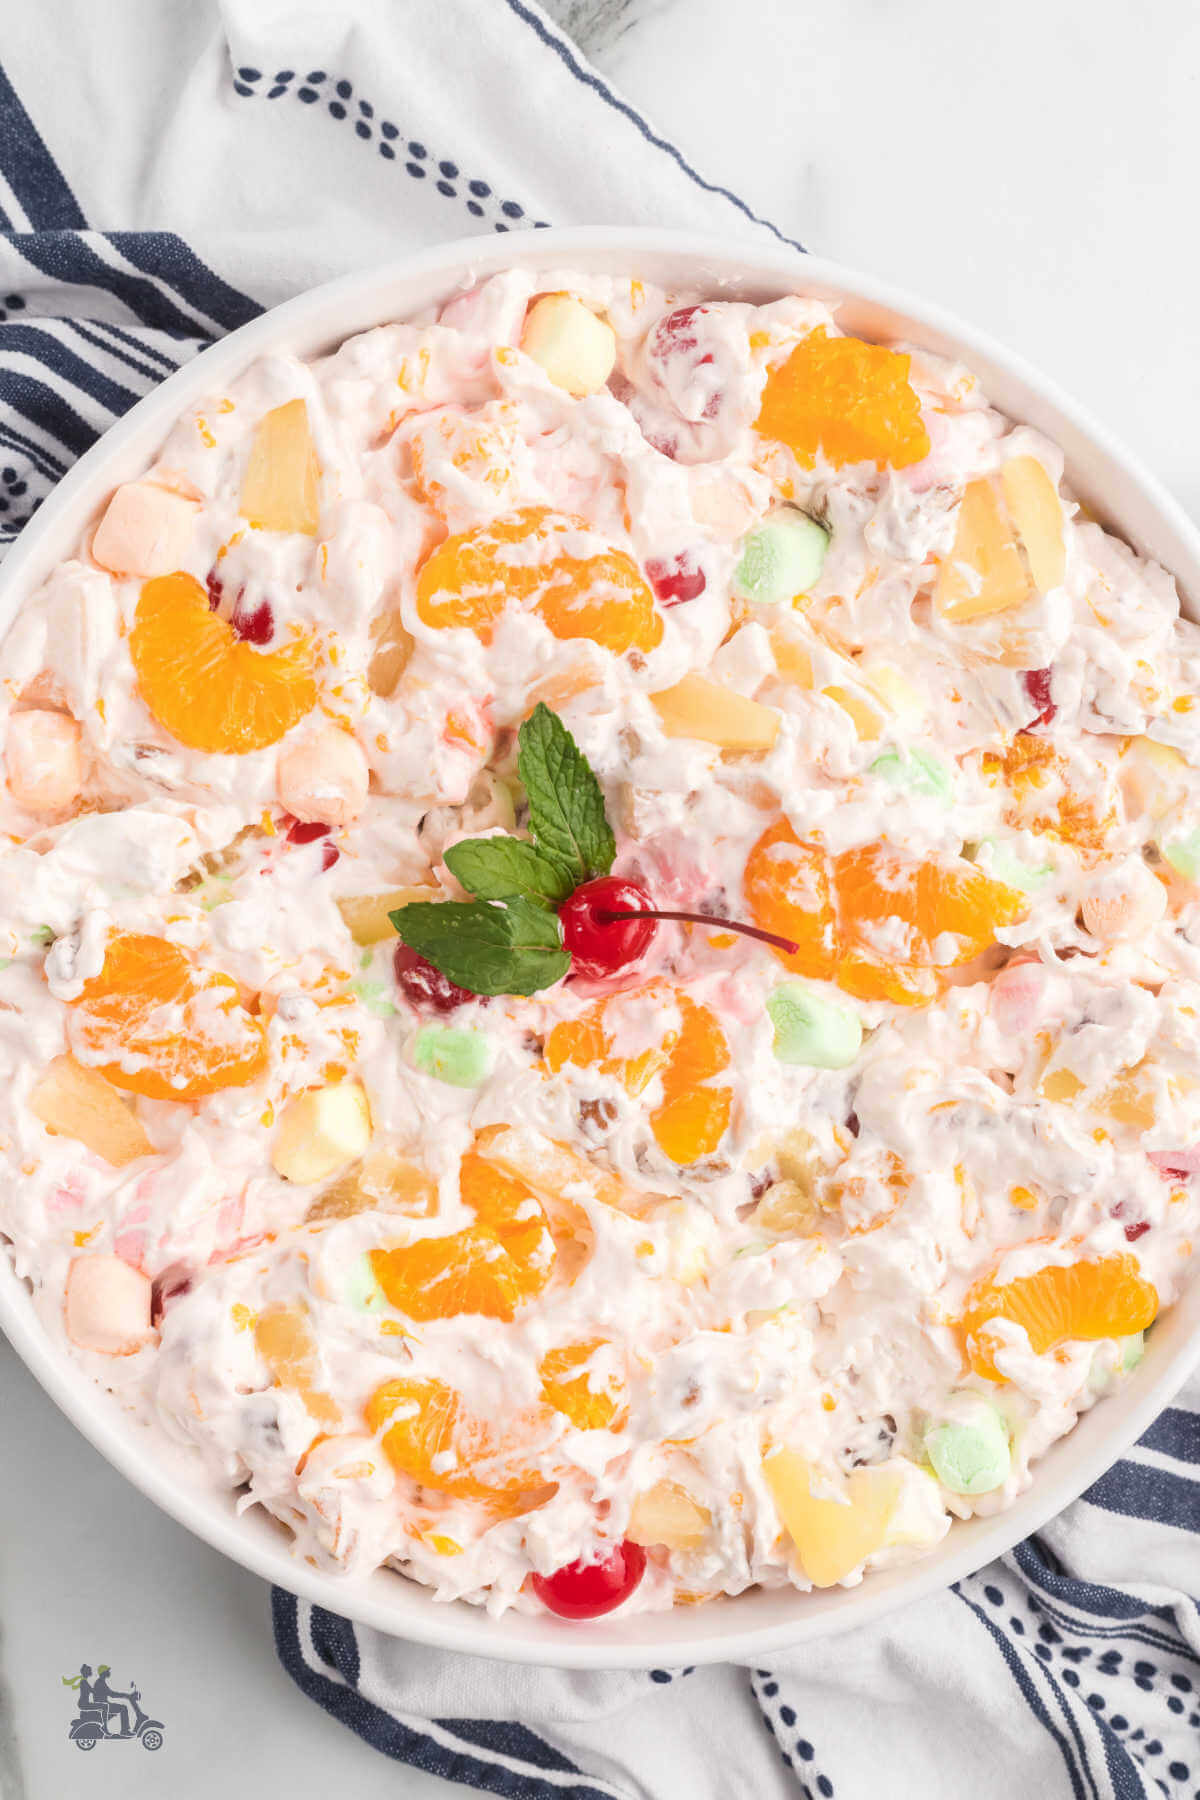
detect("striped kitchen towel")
(0, 3), (1196, 1797)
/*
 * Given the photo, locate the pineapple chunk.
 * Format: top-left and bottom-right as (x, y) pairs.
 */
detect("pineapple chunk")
(859, 661), (925, 724)
(935, 477), (1032, 621)
(336, 886), (437, 946)
(764, 1451), (900, 1587)
(240, 398), (320, 535)
(255, 1302), (340, 1426)
(1120, 735), (1188, 822)
(627, 1479), (711, 1550)
(756, 1178), (820, 1234)
(30, 1055), (154, 1168)
(767, 626), (815, 688)
(1001, 456), (1066, 594)
(272, 1081), (371, 1184)
(651, 674), (781, 751)
(1100, 1059), (1159, 1131)
(823, 684), (883, 740)
(473, 1123), (642, 1218)
(367, 608), (415, 698)
(307, 1146), (437, 1221)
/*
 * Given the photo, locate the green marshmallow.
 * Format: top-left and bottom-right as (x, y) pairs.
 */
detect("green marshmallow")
(869, 747), (953, 803)
(972, 836), (1054, 894)
(345, 1253), (387, 1314)
(1119, 1330), (1145, 1371)
(413, 1024), (494, 1087)
(734, 510), (829, 606)
(1162, 828), (1200, 881)
(766, 983), (862, 1069)
(924, 1400), (1012, 1496)
(351, 976), (397, 1020)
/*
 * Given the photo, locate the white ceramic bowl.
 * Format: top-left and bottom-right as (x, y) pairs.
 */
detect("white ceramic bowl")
(2, 228), (1198, 1668)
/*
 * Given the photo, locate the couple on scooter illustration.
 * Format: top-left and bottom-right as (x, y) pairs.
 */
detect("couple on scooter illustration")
(63, 1662), (165, 1751)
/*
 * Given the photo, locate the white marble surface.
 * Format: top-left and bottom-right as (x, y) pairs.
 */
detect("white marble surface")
(4, 1), (1200, 1794)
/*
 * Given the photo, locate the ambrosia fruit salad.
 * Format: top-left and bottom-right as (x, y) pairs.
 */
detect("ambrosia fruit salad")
(1, 270), (1197, 1620)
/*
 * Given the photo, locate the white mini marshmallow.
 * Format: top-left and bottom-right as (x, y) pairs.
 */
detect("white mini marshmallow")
(5, 708), (84, 814)
(65, 1254), (153, 1355)
(91, 481), (198, 577)
(277, 724), (369, 826)
(521, 293), (616, 397)
(271, 1081), (372, 1184)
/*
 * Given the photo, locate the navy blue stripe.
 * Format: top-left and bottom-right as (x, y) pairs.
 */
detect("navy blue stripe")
(271, 1593), (627, 1800)
(0, 65), (86, 228)
(440, 1719), (581, 1775)
(0, 368), (96, 456)
(501, 0), (805, 255)
(0, 422), (68, 479)
(11, 232), (216, 337)
(1083, 1461), (1200, 1532)
(65, 319), (172, 386)
(0, 322), (140, 413)
(954, 1586), (1094, 1800)
(1016, 1538), (1196, 1630)
(90, 317), (184, 375)
(1137, 1408), (1200, 1467)
(307, 1604), (361, 1686)
(106, 233), (262, 334)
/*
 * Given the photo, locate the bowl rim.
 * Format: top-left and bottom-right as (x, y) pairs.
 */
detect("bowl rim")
(2, 225), (1198, 1668)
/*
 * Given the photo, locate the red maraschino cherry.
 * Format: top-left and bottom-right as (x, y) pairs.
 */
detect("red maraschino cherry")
(393, 942), (481, 1013)
(559, 875), (800, 979)
(532, 1540), (647, 1619)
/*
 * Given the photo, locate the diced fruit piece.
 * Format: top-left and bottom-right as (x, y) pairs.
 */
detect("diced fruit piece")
(1000, 456), (1066, 594)
(645, 552), (706, 606)
(91, 481), (198, 577)
(766, 983), (862, 1069)
(521, 293), (617, 397)
(415, 505), (662, 654)
(369, 1150), (554, 1322)
(626, 1479), (711, 1550)
(539, 1339), (627, 1431)
(869, 747), (952, 802)
(336, 886), (437, 946)
(532, 1541), (646, 1618)
(755, 1177), (820, 1235)
(764, 1450), (900, 1587)
(934, 478), (1032, 621)
(767, 624), (815, 688)
(65, 1254), (153, 1355)
(734, 509), (829, 605)
(413, 1024), (494, 1087)
(823, 685), (884, 740)
(366, 1376), (534, 1499)
(272, 1082), (371, 1184)
(131, 572), (316, 754)
(5, 709), (84, 815)
(307, 1146), (437, 1221)
(860, 662), (924, 722)
(1080, 860), (1166, 942)
(255, 1302), (340, 1427)
(276, 724), (369, 826)
(650, 674), (780, 750)
(1161, 827), (1200, 882)
(472, 1121), (636, 1219)
(367, 608), (415, 697)
(1120, 735), (1188, 823)
(957, 1251), (1159, 1381)
(756, 327), (930, 470)
(239, 398), (320, 535)
(69, 932), (268, 1101)
(30, 1055), (154, 1167)
(393, 943), (480, 1014)
(923, 1395), (1011, 1495)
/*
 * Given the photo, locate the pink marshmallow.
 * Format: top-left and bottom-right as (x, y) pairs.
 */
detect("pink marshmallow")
(91, 481), (198, 578)
(277, 723), (369, 825)
(1148, 1146), (1200, 1180)
(65, 1254), (153, 1355)
(4, 708), (83, 814)
(989, 958), (1049, 1035)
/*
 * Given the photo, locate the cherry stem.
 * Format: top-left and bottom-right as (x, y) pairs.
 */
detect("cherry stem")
(598, 908), (800, 956)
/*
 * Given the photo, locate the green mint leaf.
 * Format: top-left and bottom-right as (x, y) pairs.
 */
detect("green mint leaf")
(389, 897), (570, 997)
(517, 702), (615, 884)
(443, 835), (575, 908)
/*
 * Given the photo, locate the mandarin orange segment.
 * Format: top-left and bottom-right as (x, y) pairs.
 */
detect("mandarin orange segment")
(414, 505), (663, 653)
(365, 1376), (524, 1498)
(369, 1151), (555, 1323)
(130, 573), (316, 754)
(539, 1339), (628, 1431)
(756, 327), (930, 471)
(958, 1252), (1159, 1381)
(68, 931), (268, 1101)
(743, 818), (839, 982)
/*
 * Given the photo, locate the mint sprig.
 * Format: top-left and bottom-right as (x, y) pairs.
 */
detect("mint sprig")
(389, 705), (614, 998)
(389, 896), (571, 996)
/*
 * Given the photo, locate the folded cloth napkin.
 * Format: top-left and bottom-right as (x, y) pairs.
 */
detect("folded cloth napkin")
(0, 4), (1196, 1796)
